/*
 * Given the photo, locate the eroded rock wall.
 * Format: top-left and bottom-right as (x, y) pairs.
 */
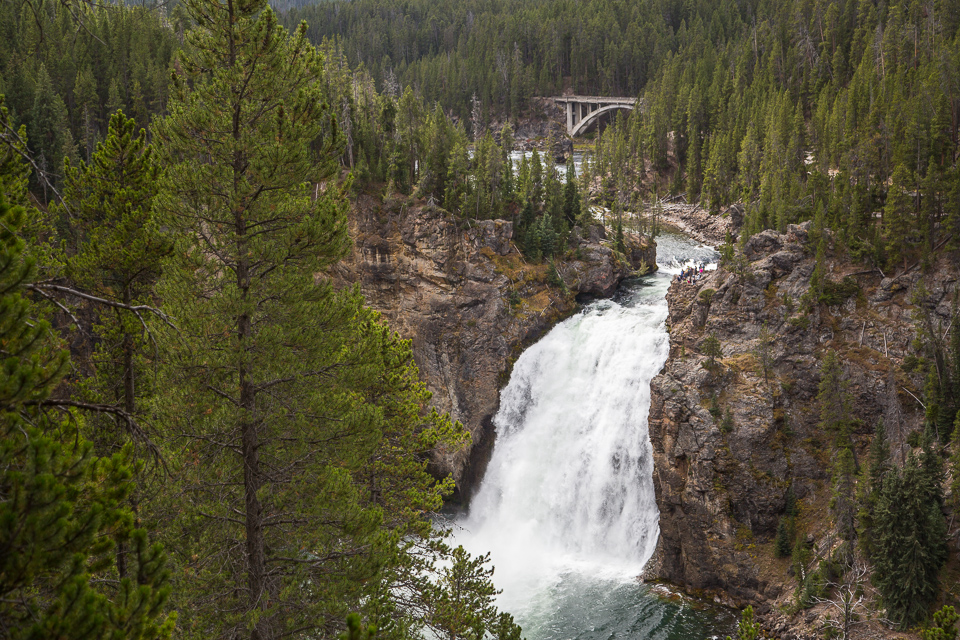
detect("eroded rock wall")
(647, 221), (959, 631)
(335, 195), (653, 499)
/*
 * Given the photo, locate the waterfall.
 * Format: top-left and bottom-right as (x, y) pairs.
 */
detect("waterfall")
(452, 232), (721, 639)
(464, 297), (667, 565)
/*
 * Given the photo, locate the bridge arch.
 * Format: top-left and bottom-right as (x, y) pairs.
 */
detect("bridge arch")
(570, 104), (634, 137)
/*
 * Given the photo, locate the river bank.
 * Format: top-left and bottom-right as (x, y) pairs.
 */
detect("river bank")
(649, 202), (739, 247)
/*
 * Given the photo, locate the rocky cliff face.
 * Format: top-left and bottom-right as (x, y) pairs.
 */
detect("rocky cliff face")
(645, 222), (958, 633)
(335, 195), (654, 499)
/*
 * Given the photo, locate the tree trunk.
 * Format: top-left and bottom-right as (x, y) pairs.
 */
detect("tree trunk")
(116, 288), (137, 583)
(237, 243), (267, 640)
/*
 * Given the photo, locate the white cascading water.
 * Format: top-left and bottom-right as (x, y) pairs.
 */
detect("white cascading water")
(452, 232), (722, 640)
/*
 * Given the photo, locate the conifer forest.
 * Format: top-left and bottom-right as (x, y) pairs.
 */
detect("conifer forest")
(2, 0), (960, 638)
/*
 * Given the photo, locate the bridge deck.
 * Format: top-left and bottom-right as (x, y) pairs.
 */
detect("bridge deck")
(550, 95), (636, 104)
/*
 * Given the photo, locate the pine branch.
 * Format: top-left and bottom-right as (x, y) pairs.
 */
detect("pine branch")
(25, 282), (178, 332)
(25, 398), (164, 464)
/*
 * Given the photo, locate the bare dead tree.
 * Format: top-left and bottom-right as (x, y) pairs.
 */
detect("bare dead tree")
(471, 93), (483, 142)
(884, 367), (907, 466)
(812, 560), (890, 640)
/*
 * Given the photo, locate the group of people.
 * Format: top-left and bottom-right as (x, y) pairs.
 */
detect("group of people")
(675, 263), (705, 284)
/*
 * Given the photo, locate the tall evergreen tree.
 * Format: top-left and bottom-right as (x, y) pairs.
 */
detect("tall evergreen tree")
(871, 445), (948, 628)
(857, 421), (890, 555)
(818, 349), (853, 445)
(61, 110), (170, 453)
(831, 446), (857, 548)
(562, 157), (580, 226)
(155, 1), (360, 635)
(28, 64), (74, 198)
(0, 194), (174, 640)
(154, 2), (479, 638)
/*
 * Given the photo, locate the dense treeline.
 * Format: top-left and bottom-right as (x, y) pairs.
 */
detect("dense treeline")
(0, 0), (591, 265)
(304, 39), (593, 263)
(280, 0), (960, 273)
(589, 0), (960, 274)
(279, 0), (749, 119)
(0, 1), (525, 638)
(0, 0), (180, 192)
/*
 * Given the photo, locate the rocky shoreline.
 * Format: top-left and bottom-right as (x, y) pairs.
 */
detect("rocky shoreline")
(651, 202), (741, 247)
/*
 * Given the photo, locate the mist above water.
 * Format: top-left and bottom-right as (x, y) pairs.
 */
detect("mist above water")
(452, 232), (727, 640)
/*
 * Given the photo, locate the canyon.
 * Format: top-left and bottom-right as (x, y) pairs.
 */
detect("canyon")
(334, 193), (654, 500)
(339, 193), (959, 636)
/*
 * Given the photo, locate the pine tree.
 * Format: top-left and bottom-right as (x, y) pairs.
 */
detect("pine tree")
(562, 157), (581, 226)
(529, 149), (544, 206)
(428, 547), (506, 640)
(0, 194), (175, 640)
(701, 333), (723, 370)
(857, 421), (889, 555)
(818, 349), (853, 444)
(884, 164), (915, 270)
(73, 66), (100, 161)
(872, 451), (948, 628)
(774, 517), (792, 557)
(154, 2), (473, 637)
(28, 64), (74, 198)
(755, 322), (775, 389)
(614, 215), (626, 254)
(539, 214), (558, 259)
(726, 606), (761, 640)
(155, 2), (357, 635)
(58, 109), (172, 581)
(921, 606), (959, 640)
(445, 136), (471, 215)
(61, 110), (170, 447)
(830, 446), (857, 546)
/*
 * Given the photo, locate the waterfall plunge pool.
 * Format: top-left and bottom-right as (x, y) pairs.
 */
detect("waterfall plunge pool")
(449, 231), (736, 640)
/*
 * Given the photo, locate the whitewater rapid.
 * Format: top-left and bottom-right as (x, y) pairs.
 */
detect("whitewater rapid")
(451, 231), (722, 639)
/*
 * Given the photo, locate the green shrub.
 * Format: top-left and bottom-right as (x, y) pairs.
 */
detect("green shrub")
(819, 276), (859, 305)
(774, 516), (793, 558)
(720, 409), (734, 433)
(708, 393), (722, 419)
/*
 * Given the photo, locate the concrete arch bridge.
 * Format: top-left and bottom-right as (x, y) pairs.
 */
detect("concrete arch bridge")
(552, 95), (640, 137)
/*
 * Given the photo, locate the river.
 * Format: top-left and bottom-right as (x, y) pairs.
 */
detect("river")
(450, 231), (734, 640)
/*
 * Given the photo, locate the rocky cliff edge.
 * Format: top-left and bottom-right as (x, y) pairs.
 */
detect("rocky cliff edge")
(646, 221), (959, 637)
(335, 195), (655, 500)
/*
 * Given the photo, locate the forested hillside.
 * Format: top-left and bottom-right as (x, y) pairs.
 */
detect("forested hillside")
(0, 0), (179, 194)
(279, 0), (740, 117)
(0, 1), (525, 638)
(276, 0), (960, 275)
(587, 0), (960, 268)
(3, 0), (960, 636)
